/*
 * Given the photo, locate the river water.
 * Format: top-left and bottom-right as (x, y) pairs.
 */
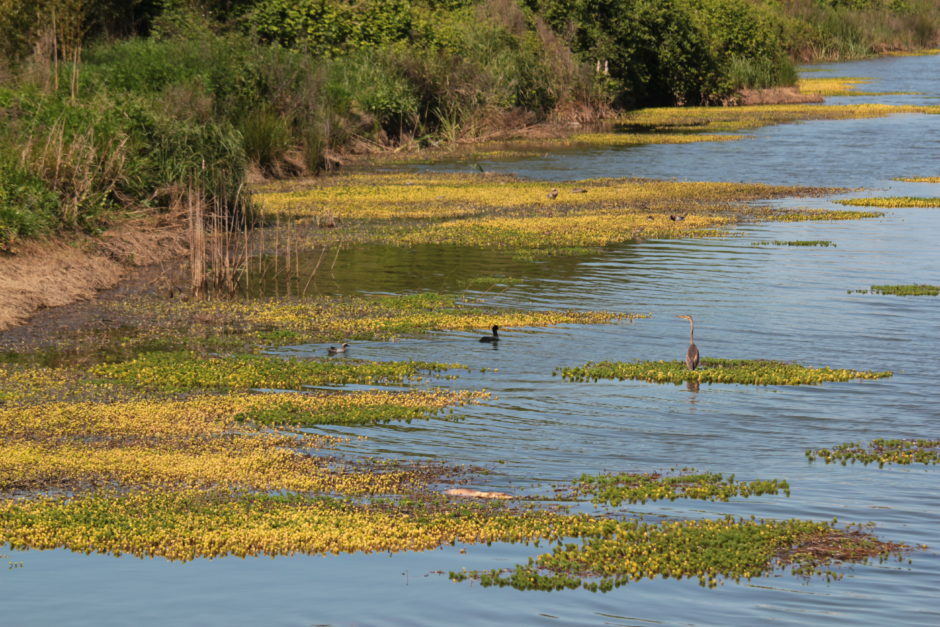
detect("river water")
(3, 54), (939, 626)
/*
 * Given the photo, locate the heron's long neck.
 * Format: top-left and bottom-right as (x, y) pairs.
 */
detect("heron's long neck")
(689, 321), (695, 343)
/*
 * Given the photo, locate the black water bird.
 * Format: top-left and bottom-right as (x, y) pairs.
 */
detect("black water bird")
(676, 315), (700, 370)
(479, 325), (500, 343)
(327, 342), (349, 354)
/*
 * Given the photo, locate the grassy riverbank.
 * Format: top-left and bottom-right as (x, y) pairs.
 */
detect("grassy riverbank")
(0, 0), (937, 253)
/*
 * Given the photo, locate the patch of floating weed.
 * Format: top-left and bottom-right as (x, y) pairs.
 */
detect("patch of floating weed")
(0, 392), (484, 448)
(807, 439), (940, 467)
(90, 352), (458, 394)
(884, 49), (940, 57)
(0, 393), (478, 495)
(556, 359), (892, 386)
(892, 177), (940, 183)
(752, 240), (836, 247)
(764, 209), (883, 221)
(566, 132), (745, 145)
(835, 197), (940, 208)
(0, 490), (588, 561)
(253, 172), (848, 252)
(450, 517), (907, 591)
(90, 293), (636, 357)
(570, 470), (790, 506)
(617, 104), (940, 134)
(232, 389), (487, 426)
(850, 284), (939, 296)
(0, 490), (908, 587)
(0, 363), (135, 406)
(797, 77), (917, 97)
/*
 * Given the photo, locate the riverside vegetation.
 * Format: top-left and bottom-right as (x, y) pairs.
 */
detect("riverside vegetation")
(1, 0), (939, 249)
(0, 0), (933, 600)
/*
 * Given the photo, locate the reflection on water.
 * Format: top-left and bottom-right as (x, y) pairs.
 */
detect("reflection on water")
(3, 54), (940, 627)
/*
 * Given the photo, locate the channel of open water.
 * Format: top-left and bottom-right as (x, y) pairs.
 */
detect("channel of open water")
(3, 54), (938, 626)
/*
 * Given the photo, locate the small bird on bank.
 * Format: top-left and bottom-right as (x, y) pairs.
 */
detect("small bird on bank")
(327, 343), (349, 354)
(676, 315), (700, 370)
(571, 188), (588, 194)
(669, 214), (686, 221)
(479, 325), (500, 343)
(547, 188), (558, 200)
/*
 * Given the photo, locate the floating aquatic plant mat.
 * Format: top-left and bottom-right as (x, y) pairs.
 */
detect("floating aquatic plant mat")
(893, 176), (940, 183)
(566, 471), (789, 506)
(615, 103), (940, 134)
(835, 197), (940, 208)
(0, 390), (492, 493)
(0, 489), (907, 594)
(850, 284), (939, 296)
(253, 172), (879, 253)
(449, 518), (907, 591)
(807, 439), (940, 467)
(557, 359), (892, 386)
(366, 103), (940, 165)
(797, 77), (919, 97)
(752, 240), (836, 247)
(0, 292), (635, 367)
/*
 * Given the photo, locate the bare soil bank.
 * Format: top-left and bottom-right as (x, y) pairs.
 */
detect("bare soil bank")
(0, 215), (187, 334)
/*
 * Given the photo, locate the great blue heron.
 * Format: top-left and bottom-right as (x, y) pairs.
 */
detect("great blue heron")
(327, 342), (349, 354)
(676, 315), (699, 370)
(480, 325), (500, 343)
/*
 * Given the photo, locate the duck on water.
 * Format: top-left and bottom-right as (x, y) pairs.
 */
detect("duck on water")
(479, 325), (500, 343)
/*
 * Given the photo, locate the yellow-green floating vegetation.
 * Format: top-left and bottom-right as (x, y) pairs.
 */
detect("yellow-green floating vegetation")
(370, 104), (940, 167)
(891, 177), (940, 183)
(797, 76), (918, 97)
(252, 172), (854, 253)
(616, 103), (940, 134)
(232, 389), (487, 426)
(450, 517), (906, 592)
(90, 352), (459, 393)
(807, 439), (940, 468)
(752, 240), (836, 247)
(850, 284), (940, 296)
(89, 292), (636, 356)
(835, 197), (940, 208)
(768, 209), (882, 221)
(570, 471), (790, 506)
(557, 359), (892, 386)
(565, 132), (745, 146)
(0, 490), (906, 590)
(0, 491), (587, 561)
(0, 393), (480, 495)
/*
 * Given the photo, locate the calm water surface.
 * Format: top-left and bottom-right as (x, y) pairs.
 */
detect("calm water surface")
(3, 54), (939, 626)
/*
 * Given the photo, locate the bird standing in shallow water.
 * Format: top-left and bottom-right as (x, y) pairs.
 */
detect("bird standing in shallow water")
(479, 325), (500, 342)
(676, 315), (700, 370)
(327, 343), (349, 354)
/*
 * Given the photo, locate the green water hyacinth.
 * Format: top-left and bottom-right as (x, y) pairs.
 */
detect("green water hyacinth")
(91, 352), (460, 393)
(861, 284), (940, 296)
(571, 471), (790, 506)
(835, 197), (940, 208)
(807, 439), (940, 468)
(451, 517), (906, 592)
(556, 359), (892, 386)
(751, 240), (835, 247)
